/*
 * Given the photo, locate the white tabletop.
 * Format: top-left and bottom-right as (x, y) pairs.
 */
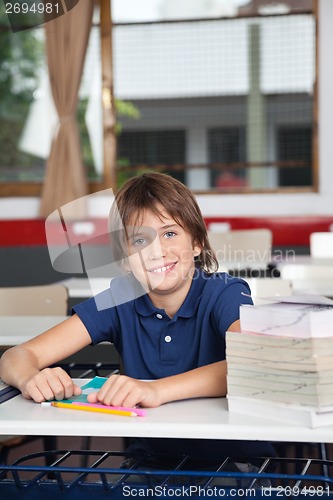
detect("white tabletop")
(60, 278), (112, 298)
(1, 380), (333, 443)
(276, 255), (333, 267)
(62, 272), (274, 300)
(0, 316), (68, 346)
(276, 257), (333, 296)
(61, 257), (333, 299)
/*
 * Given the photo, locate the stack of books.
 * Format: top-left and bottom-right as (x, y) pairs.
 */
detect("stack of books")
(226, 294), (333, 427)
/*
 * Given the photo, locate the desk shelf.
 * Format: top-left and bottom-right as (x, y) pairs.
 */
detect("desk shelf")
(0, 450), (333, 499)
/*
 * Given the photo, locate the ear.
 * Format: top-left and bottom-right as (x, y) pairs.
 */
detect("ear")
(122, 257), (132, 273)
(193, 243), (201, 257)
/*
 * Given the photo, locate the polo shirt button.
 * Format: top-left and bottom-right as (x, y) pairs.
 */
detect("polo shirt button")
(156, 313), (163, 319)
(164, 335), (172, 343)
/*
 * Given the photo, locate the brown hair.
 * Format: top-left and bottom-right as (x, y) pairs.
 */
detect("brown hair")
(109, 172), (218, 273)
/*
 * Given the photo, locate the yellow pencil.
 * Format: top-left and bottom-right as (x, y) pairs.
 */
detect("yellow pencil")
(51, 401), (137, 417)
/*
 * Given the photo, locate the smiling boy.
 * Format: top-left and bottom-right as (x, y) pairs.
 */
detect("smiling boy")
(0, 172), (275, 466)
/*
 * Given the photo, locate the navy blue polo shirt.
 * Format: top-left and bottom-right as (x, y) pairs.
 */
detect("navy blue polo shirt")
(73, 270), (276, 462)
(73, 270), (252, 378)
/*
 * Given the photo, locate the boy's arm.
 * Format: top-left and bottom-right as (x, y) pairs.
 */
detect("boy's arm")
(155, 319), (240, 402)
(87, 320), (240, 408)
(88, 360), (226, 408)
(0, 314), (92, 402)
(150, 359), (227, 403)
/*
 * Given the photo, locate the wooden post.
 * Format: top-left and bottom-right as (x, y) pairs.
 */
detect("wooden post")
(246, 23), (268, 189)
(100, 0), (117, 190)
(312, 0), (319, 192)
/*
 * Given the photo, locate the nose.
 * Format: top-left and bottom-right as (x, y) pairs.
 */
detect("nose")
(147, 235), (165, 260)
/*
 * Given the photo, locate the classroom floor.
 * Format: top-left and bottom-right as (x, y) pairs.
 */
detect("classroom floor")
(6, 437), (333, 467)
(6, 435), (125, 468)
(3, 438), (333, 491)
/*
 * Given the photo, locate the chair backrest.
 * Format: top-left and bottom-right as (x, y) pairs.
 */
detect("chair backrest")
(310, 232), (333, 259)
(208, 229), (272, 270)
(280, 263), (333, 294)
(280, 263), (333, 280)
(244, 278), (293, 305)
(0, 285), (68, 316)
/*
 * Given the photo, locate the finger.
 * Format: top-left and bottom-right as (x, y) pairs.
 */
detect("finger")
(60, 380), (78, 400)
(120, 382), (148, 408)
(33, 378), (58, 401)
(23, 383), (47, 403)
(122, 383), (157, 409)
(103, 379), (139, 407)
(44, 369), (75, 400)
(52, 367), (79, 398)
(104, 386), (131, 407)
(86, 391), (99, 403)
(73, 385), (83, 396)
(33, 369), (73, 401)
(94, 374), (122, 403)
(121, 392), (141, 409)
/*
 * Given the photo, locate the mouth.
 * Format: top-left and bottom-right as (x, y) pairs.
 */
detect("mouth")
(148, 263), (176, 274)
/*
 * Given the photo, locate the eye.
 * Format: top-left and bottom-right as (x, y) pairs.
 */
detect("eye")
(132, 237), (148, 247)
(164, 231), (176, 239)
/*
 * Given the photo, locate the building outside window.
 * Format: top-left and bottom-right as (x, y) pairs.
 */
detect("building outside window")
(0, 0), (316, 195)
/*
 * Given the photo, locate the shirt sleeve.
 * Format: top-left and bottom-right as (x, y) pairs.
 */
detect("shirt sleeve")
(212, 278), (253, 333)
(72, 289), (121, 346)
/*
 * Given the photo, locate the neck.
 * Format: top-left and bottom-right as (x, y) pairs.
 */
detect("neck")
(148, 278), (193, 319)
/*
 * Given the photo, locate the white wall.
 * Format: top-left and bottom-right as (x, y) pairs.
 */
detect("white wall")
(0, 0), (332, 220)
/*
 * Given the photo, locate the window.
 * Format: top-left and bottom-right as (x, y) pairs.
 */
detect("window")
(0, 3), (317, 195)
(208, 127), (246, 190)
(0, 21), (45, 183)
(114, 12), (316, 192)
(277, 126), (313, 187)
(0, 2), (103, 195)
(117, 130), (186, 184)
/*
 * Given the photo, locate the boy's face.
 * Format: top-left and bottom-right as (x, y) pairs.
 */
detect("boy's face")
(125, 207), (201, 296)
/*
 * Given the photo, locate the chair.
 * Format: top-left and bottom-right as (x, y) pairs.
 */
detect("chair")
(208, 229), (272, 272)
(0, 284), (68, 464)
(310, 232), (333, 260)
(280, 263), (333, 295)
(0, 284), (68, 316)
(244, 278), (292, 305)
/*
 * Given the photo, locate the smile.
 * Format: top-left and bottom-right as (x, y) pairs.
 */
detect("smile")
(150, 264), (175, 274)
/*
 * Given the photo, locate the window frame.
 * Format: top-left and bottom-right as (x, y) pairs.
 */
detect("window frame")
(0, 0), (318, 197)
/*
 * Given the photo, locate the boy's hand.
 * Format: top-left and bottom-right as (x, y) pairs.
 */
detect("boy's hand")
(21, 367), (82, 403)
(87, 374), (161, 408)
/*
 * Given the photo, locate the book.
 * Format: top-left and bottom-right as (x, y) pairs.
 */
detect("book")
(240, 295), (333, 338)
(226, 295), (333, 426)
(0, 380), (20, 404)
(58, 376), (108, 404)
(227, 365), (333, 384)
(226, 378), (333, 406)
(227, 330), (333, 351)
(227, 395), (333, 428)
(226, 342), (333, 406)
(45, 376), (146, 417)
(226, 331), (333, 370)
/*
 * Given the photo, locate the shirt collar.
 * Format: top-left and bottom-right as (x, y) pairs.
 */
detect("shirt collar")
(135, 268), (207, 319)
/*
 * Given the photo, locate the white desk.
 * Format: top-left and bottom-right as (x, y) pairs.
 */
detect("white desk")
(0, 316), (68, 346)
(277, 259), (333, 296)
(61, 257), (324, 300)
(217, 261), (269, 272)
(60, 277), (111, 298)
(62, 274), (280, 301)
(1, 380), (333, 443)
